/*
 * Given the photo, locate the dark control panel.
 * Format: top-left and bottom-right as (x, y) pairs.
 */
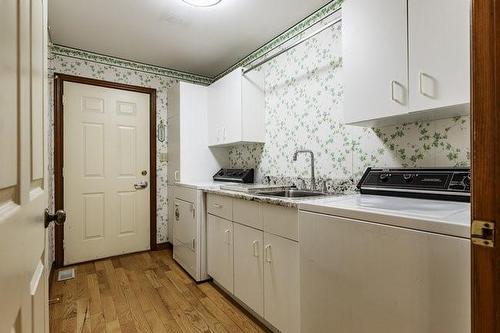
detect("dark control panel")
(357, 168), (470, 202)
(213, 168), (254, 183)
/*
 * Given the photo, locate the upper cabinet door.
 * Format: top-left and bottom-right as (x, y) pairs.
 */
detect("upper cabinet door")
(343, 0), (408, 124)
(207, 67), (264, 147)
(408, 0), (470, 112)
(207, 70), (242, 146)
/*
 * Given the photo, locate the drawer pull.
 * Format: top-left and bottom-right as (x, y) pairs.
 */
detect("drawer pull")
(252, 240), (259, 257)
(213, 203), (223, 209)
(265, 244), (272, 263)
(224, 229), (231, 244)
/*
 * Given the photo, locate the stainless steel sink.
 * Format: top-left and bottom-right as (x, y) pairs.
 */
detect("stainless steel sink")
(255, 189), (327, 198)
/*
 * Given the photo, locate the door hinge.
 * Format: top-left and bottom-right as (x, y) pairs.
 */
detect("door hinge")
(471, 220), (495, 248)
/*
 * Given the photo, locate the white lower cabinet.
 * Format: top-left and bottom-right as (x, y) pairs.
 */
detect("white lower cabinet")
(234, 223), (264, 316)
(264, 232), (300, 333)
(207, 214), (234, 293)
(206, 198), (300, 332)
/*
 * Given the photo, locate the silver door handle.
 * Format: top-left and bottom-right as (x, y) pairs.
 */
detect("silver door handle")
(134, 181), (148, 190)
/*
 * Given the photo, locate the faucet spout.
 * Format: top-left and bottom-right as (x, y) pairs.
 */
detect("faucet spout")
(292, 150), (315, 191)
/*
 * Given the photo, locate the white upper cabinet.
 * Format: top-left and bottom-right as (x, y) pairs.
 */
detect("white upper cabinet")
(208, 67), (265, 147)
(408, 0), (470, 112)
(343, 0), (470, 126)
(343, 0), (409, 124)
(167, 81), (227, 183)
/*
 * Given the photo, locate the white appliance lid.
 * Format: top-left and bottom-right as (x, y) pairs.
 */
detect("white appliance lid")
(299, 194), (471, 238)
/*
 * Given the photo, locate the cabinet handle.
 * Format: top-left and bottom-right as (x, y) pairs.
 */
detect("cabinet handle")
(224, 229), (231, 244)
(191, 204), (195, 218)
(265, 244), (272, 263)
(252, 240), (259, 257)
(192, 238), (196, 250)
(391, 80), (404, 105)
(213, 203), (223, 209)
(174, 204), (180, 221)
(419, 72), (433, 98)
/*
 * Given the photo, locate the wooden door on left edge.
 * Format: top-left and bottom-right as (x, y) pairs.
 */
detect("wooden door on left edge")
(0, 0), (50, 332)
(471, 0), (500, 332)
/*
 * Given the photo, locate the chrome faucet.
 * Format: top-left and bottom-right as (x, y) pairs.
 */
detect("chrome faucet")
(292, 150), (316, 191)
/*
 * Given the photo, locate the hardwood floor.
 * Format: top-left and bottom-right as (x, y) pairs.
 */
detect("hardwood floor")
(49, 249), (269, 333)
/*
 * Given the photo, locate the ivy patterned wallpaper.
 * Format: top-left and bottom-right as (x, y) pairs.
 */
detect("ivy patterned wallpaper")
(229, 21), (470, 187)
(46, 0), (470, 266)
(47, 48), (178, 266)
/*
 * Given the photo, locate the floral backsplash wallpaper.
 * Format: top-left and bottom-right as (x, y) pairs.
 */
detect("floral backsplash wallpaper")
(229, 21), (470, 187)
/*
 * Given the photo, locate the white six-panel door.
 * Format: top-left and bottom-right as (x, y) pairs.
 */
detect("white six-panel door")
(0, 0), (49, 331)
(63, 82), (150, 265)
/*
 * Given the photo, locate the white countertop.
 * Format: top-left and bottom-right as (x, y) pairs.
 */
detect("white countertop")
(299, 194), (471, 238)
(174, 180), (339, 208)
(174, 180), (233, 190)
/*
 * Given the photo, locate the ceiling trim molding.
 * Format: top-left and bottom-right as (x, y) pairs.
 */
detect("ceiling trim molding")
(50, 0), (342, 84)
(212, 0), (343, 81)
(50, 44), (213, 85)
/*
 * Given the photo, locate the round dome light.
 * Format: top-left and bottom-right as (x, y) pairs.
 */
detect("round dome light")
(182, 0), (221, 7)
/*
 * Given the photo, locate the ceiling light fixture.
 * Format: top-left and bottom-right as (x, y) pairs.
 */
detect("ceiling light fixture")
(182, 0), (221, 7)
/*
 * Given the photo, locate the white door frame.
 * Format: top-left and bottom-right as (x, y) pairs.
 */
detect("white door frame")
(53, 74), (158, 268)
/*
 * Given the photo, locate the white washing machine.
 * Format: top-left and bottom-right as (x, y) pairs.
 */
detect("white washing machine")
(298, 168), (471, 333)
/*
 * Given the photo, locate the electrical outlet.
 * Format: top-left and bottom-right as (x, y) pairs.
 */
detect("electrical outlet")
(160, 152), (168, 162)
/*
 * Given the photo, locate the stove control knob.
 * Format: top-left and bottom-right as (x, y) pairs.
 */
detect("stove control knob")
(463, 175), (471, 187)
(403, 174), (414, 182)
(379, 173), (390, 182)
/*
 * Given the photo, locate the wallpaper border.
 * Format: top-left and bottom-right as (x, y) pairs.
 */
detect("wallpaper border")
(212, 0), (343, 81)
(51, 0), (343, 84)
(50, 44), (213, 85)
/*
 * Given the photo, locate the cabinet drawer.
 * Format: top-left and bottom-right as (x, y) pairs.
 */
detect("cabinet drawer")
(233, 199), (263, 230)
(263, 204), (298, 241)
(207, 194), (233, 220)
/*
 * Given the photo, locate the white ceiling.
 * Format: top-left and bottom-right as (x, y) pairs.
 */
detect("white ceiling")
(48, 0), (332, 77)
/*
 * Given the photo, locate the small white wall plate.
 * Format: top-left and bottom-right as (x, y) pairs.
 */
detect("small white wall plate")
(57, 268), (75, 281)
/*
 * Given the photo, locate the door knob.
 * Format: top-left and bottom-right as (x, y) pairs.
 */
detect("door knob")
(45, 209), (66, 228)
(134, 181), (148, 190)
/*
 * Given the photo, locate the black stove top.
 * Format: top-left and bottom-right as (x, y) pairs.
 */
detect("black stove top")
(357, 168), (470, 202)
(213, 168), (254, 183)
